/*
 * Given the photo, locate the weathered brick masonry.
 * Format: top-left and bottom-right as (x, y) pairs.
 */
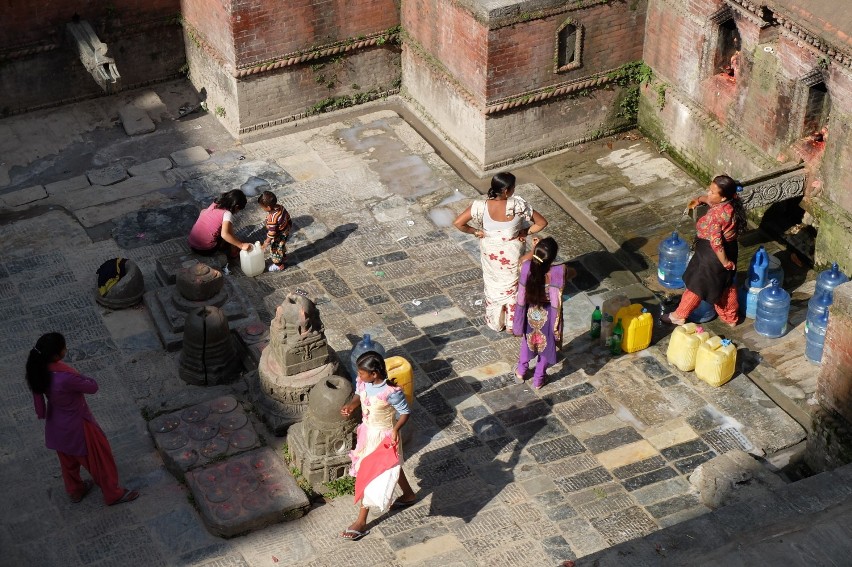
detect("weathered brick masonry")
(402, 0), (647, 172)
(0, 0), (183, 114)
(181, 0), (401, 136)
(640, 0), (852, 272)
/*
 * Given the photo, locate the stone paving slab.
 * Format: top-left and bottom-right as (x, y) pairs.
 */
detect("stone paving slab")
(129, 157), (174, 177)
(87, 164), (128, 186)
(119, 103), (156, 135)
(171, 146), (211, 167)
(0, 184), (47, 207)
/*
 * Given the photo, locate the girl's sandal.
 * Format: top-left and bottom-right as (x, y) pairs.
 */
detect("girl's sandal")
(109, 489), (140, 506)
(70, 479), (94, 503)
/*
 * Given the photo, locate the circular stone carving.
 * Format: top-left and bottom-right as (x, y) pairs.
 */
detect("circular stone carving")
(151, 415), (181, 433)
(210, 396), (238, 414)
(160, 432), (189, 450)
(226, 462), (250, 478)
(246, 324), (265, 336)
(188, 422), (219, 441)
(175, 449), (199, 468)
(233, 477), (259, 495)
(176, 263), (224, 301)
(182, 405), (210, 423)
(242, 491), (267, 511)
(205, 487), (231, 504)
(200, 438), (229, 459)
(213, 503), (240, 520)
(196, 469), (223, 488)
(220, 413), (248, 431)
(229, 429), (257, 450)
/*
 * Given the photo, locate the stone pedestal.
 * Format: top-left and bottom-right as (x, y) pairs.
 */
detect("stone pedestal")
(143, 260), (260, 351)
(287, 376), (358, 492)
(186, 447), (310, 538)
(250, 292), (340, 434)
(155, 252), (227, 286)
(234, 322), (269, 369)
(179, 306), (242, 386)
(147, 396), (261, 478)
(95, 258), (144, 308)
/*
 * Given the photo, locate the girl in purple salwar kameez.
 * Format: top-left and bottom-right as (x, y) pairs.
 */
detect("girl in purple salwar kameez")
(513, 238), (572, 389)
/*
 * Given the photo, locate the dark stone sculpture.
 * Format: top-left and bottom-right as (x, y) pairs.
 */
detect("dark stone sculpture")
(249, 292), (341, 434)
(287, 376), (358, 492)
(95, 258), (144, 309)
(179, 306), (242, 386)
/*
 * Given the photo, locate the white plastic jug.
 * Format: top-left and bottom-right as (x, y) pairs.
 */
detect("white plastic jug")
(239, 241), (264, 277)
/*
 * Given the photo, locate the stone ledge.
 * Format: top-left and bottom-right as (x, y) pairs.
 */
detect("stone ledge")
(1, 184), (47, 207)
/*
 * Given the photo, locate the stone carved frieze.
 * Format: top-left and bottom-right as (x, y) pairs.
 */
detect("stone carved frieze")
(739, 171), (806, 210)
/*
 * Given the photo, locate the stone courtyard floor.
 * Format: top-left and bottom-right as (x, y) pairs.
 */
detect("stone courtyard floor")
(0, 80), (817, 566)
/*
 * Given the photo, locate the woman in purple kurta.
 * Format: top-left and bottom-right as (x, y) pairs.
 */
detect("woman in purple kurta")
(513, 238), (572, 389)
(26, 333), (138, 505)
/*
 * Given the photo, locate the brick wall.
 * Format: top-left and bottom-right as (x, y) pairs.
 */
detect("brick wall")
(486, 2), (646, 101)
(1, 0), (178, 49)
(184, 27), (240, 136)
(402, 0), (489, 100)
(230, 0), (399, 68)
(817, 281), (852, 423)
(181, 0), (235, 66)
(0, 24), (185, 115)
(236, 47), (400, 132)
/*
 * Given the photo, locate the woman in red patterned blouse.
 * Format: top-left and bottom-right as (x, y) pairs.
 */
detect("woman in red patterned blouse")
(662, 175), (747, 326)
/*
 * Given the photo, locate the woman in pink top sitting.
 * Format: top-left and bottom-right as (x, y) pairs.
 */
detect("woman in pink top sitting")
(26, 333), (139, 505)
(188, 189), (253, 257)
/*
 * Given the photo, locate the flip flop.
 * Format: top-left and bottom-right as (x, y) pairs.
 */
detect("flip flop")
(70, 479), (95, 503)
(340, 528), (370, 541)
(391, 497), (417, 509)
(109, 489), (140, 506)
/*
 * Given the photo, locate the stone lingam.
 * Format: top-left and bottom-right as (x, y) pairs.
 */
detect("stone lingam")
(143, 257), (260, 351)
(248, 292), (342, 435)
(179, 306), (243, 386)
(287, 376), (359, 492)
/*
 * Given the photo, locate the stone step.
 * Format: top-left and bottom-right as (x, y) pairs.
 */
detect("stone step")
(577, 463), (852, 565)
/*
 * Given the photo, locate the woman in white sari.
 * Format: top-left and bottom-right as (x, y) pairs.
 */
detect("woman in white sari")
(454, 173), (548, 332)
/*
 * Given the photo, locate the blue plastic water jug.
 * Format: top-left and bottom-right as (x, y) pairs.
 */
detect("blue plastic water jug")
(754, 279), (791, 338)
(815, 262), (849, 298)
(805, 310), (829, 364)
(806, 289), (833, 328)
(767, 255), (784, 287)
(687, 300), (717, 323)
(657, 231), (689, 289)
(349, 334), (386, 383)
(747, 246), (769, 289)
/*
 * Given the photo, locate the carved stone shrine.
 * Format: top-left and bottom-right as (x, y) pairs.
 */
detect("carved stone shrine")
(143, 255), (260, 351)
(287, 376), (358, 492)
(179, 306), (243, 386)
(94, 258), (144, 309)
(248, 292), (341, 435)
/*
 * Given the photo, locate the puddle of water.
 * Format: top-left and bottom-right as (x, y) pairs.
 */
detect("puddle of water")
(437, 191), (466, 206)
(428, 207), (456, 227)
(338, 120), (444, 198)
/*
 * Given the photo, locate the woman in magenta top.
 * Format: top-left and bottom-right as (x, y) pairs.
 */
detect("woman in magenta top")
(188, 189), (253, 257)
(662, 175), (747, 326)
(26, 333), (138, 505)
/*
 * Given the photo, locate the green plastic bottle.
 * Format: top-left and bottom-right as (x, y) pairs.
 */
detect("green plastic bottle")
(590, 306), (602, 338)
(610, 318), (623, 355)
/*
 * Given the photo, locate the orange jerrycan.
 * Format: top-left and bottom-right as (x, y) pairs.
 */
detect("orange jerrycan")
(695, 336), (737, 387)
(666, 323), (711, 372)
(385, 356), (414, 405)
(615, 304), (653, 353)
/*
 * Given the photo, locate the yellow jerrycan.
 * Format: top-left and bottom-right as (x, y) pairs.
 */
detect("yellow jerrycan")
(615, 304), (653, 353)
(666, 323), (711, 372)
(695, 336), (737, 387)
(385, 356), (414, 405)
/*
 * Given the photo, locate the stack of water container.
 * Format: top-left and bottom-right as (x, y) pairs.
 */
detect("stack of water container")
(805, 263), (850, 364)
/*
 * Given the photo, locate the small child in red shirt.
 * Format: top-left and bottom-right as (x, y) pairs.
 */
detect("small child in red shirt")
(258, 191), (292, 272)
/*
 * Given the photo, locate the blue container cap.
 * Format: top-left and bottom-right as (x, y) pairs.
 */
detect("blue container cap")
(720, 339), (732, 347)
